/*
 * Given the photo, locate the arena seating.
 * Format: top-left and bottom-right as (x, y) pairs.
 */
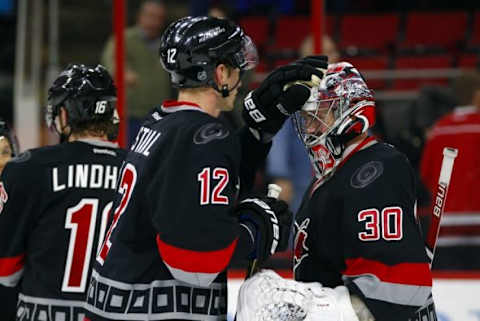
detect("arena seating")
(344, 55), (390, 90)
(243, 10), (479, 92)
(392, 54), (452, 90)
(400, 11), (468, 51)
(339, 14), (400, 53)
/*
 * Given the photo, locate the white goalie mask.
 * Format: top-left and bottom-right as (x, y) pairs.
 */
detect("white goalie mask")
(293, 62), (376, 180)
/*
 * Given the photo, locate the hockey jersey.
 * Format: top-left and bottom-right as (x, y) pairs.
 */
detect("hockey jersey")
(0, 139), (125, 321)
(294, 137), (435, 321)
(84, 101), (270, 321)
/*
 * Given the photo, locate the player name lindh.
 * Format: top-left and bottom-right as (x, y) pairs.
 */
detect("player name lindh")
(52, 164), (119, 192)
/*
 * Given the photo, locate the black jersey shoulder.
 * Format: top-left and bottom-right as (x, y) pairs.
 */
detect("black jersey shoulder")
(3, 142), (125, 183)
(144, 109), (241, 161)
(337, 142), (415, 193)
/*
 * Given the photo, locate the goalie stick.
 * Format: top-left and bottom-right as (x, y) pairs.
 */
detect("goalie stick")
(424, 147), (458, 264)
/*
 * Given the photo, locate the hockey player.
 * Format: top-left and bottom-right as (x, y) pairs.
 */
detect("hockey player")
(84, 16), (327, 321)
(237, 62), (436, 321)
(0, 119), (19, 321)
(0, 119), (18, 174)
(0, 64), (125, 321)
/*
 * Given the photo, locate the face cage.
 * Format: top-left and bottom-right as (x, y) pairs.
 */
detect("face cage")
(293, 94), (353, 179)
(293, 96), (343, 149)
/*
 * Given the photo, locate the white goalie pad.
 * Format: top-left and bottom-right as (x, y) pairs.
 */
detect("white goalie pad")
(236, 269), (362, 321)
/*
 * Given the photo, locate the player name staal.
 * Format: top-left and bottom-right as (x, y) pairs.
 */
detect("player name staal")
(52, 164), (119, 192)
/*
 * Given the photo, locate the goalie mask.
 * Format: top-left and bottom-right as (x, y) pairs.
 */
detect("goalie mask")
(293, 62), (376, 180)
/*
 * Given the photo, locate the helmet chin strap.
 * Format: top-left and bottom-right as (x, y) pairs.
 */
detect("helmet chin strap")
(214, 76), (243, 98)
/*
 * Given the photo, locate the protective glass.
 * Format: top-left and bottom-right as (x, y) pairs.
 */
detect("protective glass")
(234, 35), (259, 71)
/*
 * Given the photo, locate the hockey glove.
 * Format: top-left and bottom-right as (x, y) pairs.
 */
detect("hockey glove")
(243, 56), (327, 142)
(235, 197), (293, 262)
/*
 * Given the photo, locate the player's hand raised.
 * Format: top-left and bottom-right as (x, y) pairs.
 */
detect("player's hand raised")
(242, 56), (328, 142)
(235, 196), (293, 262)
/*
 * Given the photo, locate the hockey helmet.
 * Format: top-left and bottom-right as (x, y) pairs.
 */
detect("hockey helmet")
(46, 64), (118, 138)
(293, 62), (376, 179)
(159, 16), (258, 90)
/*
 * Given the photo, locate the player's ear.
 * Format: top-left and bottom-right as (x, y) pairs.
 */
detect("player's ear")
(57, 107), (71, 136)
(214, 63), (230, 88)
(59, 107), (68, 128)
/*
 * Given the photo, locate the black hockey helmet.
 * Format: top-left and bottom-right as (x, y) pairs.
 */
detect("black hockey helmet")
(159, 16), (258, 90)
(0, 119), (19, 157)
(46, 64), (118, 138)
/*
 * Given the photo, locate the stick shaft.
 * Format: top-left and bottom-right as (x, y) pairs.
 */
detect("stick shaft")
(425, 147), (458, 262)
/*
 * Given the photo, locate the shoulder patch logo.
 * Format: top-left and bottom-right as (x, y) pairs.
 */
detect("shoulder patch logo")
(350, 160), (383, 189)
(294, 218), (310, 272)
(193, 123), (229, 145)
(0, 182), (8, 214)
(11, 151), (31, 163)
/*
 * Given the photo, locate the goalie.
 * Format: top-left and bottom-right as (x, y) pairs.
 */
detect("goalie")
(237, 62), (436, 321)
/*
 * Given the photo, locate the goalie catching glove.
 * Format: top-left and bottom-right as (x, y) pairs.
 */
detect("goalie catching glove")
(235, 197), (293, 262)
(243, 56), (328, 142)
(237, 269), (372, 321)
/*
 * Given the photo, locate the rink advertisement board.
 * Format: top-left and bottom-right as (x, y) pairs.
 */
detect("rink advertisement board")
(227, 271), (480, 321)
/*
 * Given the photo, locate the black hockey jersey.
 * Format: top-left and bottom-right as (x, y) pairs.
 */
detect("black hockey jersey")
(85, 101), (270, 321)
(0, 140), (125, 321)
(294, 136), (434, 321)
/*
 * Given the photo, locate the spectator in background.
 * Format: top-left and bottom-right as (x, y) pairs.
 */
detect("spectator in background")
(420, 72), (480, 270)
(208, 1), (230, 19)
(266, 34), (339, 211)
(299, 34), (340, 65)
(388, 86), (456, 210)
(101, 0), (172, 146)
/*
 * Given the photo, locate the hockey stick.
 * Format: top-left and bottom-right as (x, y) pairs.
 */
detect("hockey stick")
(424, 147), (458, 264)
(245, 183), (283, 278)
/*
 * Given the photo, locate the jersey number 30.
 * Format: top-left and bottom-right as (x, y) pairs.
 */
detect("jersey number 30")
(358, 207), (403, 241)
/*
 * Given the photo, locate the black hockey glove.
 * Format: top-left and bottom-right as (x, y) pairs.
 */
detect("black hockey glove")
(243, 55), (328, 142)
(235, 197), (293, 262)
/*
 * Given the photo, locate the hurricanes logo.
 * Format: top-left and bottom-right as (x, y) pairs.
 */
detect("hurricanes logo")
(294, 218), (310, 272)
